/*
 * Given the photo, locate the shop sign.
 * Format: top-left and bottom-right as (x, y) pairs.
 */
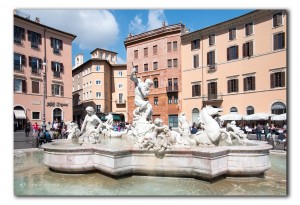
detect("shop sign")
(47, 102), (68, 107)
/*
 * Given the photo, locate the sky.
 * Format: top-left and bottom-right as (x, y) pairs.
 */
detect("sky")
(19, 9), (253, 66)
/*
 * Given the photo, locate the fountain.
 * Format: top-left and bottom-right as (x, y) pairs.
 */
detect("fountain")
(42, 68), (272, 180)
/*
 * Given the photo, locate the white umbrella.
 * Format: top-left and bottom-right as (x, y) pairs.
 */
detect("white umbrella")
(271, 113), (286, 121)
(243, 113), (273, 121)
(220, 113), (244, 121)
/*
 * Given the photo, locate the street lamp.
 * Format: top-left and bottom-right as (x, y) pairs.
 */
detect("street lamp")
(42, 61), (47, 132)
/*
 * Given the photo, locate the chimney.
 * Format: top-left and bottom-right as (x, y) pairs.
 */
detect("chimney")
(35, 17), (40, 23)
(162, 21), (166, 27)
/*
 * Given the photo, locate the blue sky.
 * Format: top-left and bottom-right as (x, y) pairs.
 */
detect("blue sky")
(20, 9), (253, 66)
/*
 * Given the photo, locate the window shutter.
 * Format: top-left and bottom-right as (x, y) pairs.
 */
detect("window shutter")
(252, 76), (256, 90)
(282, 32), (285, 48)
(236, 79), (239, 92)
(273, 14), (277, 27)
(227, 80), (230, 93)
(60, 63), (64, 73)
(243, 78), (247, 91)
(212, 51), (215, 65)
(52, 84), (55, 96)
(208, 83), (211, 96)
(29, 56), (32, 67)
(38, 33), (42, 45)
(215, 82), (218, 95)
(227, 47), (230, 61)
(235, 46), (239, 59)
(60, 85), (64, 96)
(277, 13), (282, 26)
(191, 42), (193, 50)
(229, 29), (232, 40)
(192, 85), (195, 97)
(199, 85), (201, 96)
(249, 23), (253, 35)
(27, 30), (31, 41)
(270, 73), (275, 88)
(59, 40), (63, 50)
(22, 55), (26, 66)
(243, 43), (246, 58)
(281, 72), (285, 87)
(51, 62), (55, 71)
(273, 34), (278, 50)
(22, 80), (27, 93)
(38, 58), (42, 70)
(207, 52), (209, 65)
(249, 41), (253, 56)
(232, 29), (236, 39)
(50, 38), (53, 48)
(21, 28), (25, 39)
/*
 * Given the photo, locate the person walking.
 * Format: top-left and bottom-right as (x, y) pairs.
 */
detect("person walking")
(263, 123), (270, 141)
(270, 124), (277, 149)
(25, 121), (31, 137)
(256, 123), (262, 140)
(32, 122), (39, 134)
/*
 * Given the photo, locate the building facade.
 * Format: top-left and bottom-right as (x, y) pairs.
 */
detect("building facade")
(124, 23), (186, 127)
(181, 10), (287, 123)
(13, 12), (76, 130)
(72, 49), (127, 125)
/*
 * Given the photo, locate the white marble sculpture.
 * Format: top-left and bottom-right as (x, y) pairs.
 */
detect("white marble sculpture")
(178, 112), (191, 137)
(194, 105), (232, 146)
(66, 122), (81, 142)
(102, 113), (128, 138)
(226, 120), (248, 145)
(79, 106), (102, 144)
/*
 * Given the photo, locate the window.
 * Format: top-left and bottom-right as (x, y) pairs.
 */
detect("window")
(144, 47), (148, 56)
(32, 81), (39, 94)
(153, 45), (158, 54)
(28, 30), (41, 48)
(209, 34), (215, 46)
(154, 97), (158, 105)
(134, 65), (138, 73)
(96, 66), (101, 72)
(192, 108), (199, 123)
(99, 52), (103, 59)
(273, 12), (283, 27)
(271, 102), (286, 114)
(14, 26), (25, 43)
(246, 106), (254, 115)
(245, 22), (253, 36)
(193, 54), (199, 68)
(168, 115), (178, 128)
(134, 50), (138, 58)
(96, 80), (101, 85)
(96, 92), (101, 98)
(273, 32), (285, 50)
(118, 93), (124, 103)
(208, 82), (217, 100)
(118, 84), (123, 89)
(173, 41), (178, 51)
(174, 95), (178, 104)
(229, 28), (236, 40)
(227, 79), (239, 93)
(207, 51), (215, 66)
(168, 79), (172, 91)
(153, 62), (158, 70)
(227, 45), (239, 61)
(118, 71), (123, 76)
(52, 84), (64, 96)
(153, 78), (159, 88)
(168, 96), (172, 104)
(270, 71), (285, 88)
(167, 42), (172, 52)
(173, 78), (178, 91)
(29, 57), (42, 74)
(192, 84), (201, 97)
(14, 78), (26, 93)
(51, 37), (63, 54)
(167, 59), (172, 68)
(173, 59), (178, 68)
(14, 53), (26, 71)
(51, 61), (64, 78)
(96, 105), (101, 113)
(32, 112), (40, 120)
(244, 76), (256, 91)
(144, 63), (148, 72)
(230, 107), (238, 113)
(191, 39), (200, 50)
(243, 41), (254, 58)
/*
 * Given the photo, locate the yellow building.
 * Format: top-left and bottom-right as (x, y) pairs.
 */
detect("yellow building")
(181, 10), (287, 123)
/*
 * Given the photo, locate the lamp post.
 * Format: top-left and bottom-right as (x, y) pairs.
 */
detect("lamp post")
(42, 61), (47, 132)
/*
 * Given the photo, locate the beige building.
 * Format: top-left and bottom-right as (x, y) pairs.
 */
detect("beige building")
(72, 48), (127, 124)
(181, 10), (287, 123)
(124, 23), (186, 127)
(13, 12), (76, 130)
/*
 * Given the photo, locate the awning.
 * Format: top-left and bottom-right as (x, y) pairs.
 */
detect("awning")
(243, 113), (273, 121)
(220, 113), (244, 121)
(113, 115), (122, 121)
(271, 113), (286, 121)
(14, 110), (26, 119)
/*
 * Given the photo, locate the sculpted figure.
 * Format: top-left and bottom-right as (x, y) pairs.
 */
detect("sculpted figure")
(102, 113), (128, 138)
(66, 122), (81, 141)
(226, 121), (248, 145)
(178, 112), (191, 137)
(79, 106), (102, 144)
(130, 67), (153, 121)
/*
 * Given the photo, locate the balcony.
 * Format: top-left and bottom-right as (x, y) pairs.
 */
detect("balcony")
(115, 99), (126, 105)
(53, 48), (61, 55)
(14, 64), (24, 72)
(166, 85), (178, 93)
(53, 71), (61, 78)
(31, 41), (39, 49)
(203, 93), (223, 102)
(207, 64), (217, 73)
(31, 67), (41, 75)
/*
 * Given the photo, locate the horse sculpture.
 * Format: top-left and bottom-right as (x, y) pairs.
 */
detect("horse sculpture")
(195, 105), (232, 146)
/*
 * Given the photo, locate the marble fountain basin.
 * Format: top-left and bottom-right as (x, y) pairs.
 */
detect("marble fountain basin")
(42, 139), (272, 180)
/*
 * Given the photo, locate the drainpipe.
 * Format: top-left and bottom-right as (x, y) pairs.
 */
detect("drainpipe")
(42, 27), (47, 132)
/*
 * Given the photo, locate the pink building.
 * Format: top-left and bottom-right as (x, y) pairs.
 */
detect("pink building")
(13, 12), (76, 130)
(181, 10), (287, 124)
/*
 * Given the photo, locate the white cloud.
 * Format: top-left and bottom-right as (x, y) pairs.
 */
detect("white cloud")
(20, 10), (119, 50)
(116, 56), (126, 64)
(129, 10), (167, 35)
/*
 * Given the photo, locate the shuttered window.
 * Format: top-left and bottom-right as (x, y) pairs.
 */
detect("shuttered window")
(192, 84), (201, 97)
(227, 79), (239, 93)
(14, 26), (25, 43)
(193, 54), (199, 68)
(153, 62), (158, 70)
(168, 59), (172, 68)
(245, 22), (253, 36)
(29, 57), (42, 73)
(32, 81), (39, 94)
(243, 41), (254, 57)
(28, 30), (42, 48)
(167, 42), (172, 52)
(52, 84), (64, 96)
(207, 51), (215, 66)
(273, 12), (283, 27)
(270, 72), (285, 88)
(209, 34), (215, 46)
(227, 45), (239, 61)
(144, 63), (148, 72)
(51, 37), (63, 54)
(134, 50), (138, 58)
(229, 28), (236, 40)
(144, 47), (148, 56)
(208, 82), (217, 100)
(273, 32), (285, 50)
(243, 76), (256, 91)
(191, 39), (200, 50)
(173, 41), (178, 51)
(51, 61), (64, 77)
(153, 45), (157, 54)
(14, 53), (26, 71)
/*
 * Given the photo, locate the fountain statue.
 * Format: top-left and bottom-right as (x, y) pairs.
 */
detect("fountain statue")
(42, 66), (272, 180)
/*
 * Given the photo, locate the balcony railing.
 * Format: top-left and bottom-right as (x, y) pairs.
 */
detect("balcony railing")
(31, 41), (39, 48)
(203, 93), (223, 101)
(53, 71), (61, 78)
(115, 99), (126, 104)
(53, 48), (60, 54)
(14, 64), (23, 72)
(167, 85), (178, 92)
(207, 64), (217, 73)
(31, 67), (41, 74)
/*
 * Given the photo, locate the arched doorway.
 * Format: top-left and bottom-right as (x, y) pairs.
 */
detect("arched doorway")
(271, 102), (286, 114)
(53, 108), (62, 122)
(192, 108), (199, 123)
(14, 105), (26, 131)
